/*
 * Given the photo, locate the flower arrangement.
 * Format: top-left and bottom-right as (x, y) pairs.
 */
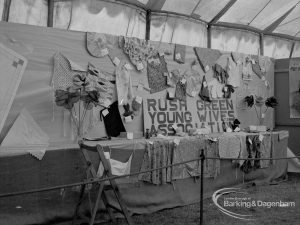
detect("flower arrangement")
(55, 73), (100, 139)
(244, 95), (278, 125)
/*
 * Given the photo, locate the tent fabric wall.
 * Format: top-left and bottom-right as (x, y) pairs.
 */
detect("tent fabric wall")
(1, 0), (300, 58)
(292, 42), (300, 57)
(211, 27), (260, 55)
(150, 14), (207, 47)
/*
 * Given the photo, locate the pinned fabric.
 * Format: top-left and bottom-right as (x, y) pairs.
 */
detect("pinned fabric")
(87, 63), (115, 106)
(208, 78), (223, 99)
(115, 62), (133, 105)
(174, 44), (186, 64)
(86, 32), (116, 57)
(52, 52), (86, 90)
(120, 36), (157, 70)
(251, 55), (264, 79)
(167, 69), (180, 87)
(100, 101), (126, 137)
(214, 64), (229, 84)
(231, 52), (242, 65)
(194, 47), (221, 73)
(223, 84), (235, 99)
(199, 76), (211, 102)
(147, 54), (169, 93)
(227, 56), (240, 87)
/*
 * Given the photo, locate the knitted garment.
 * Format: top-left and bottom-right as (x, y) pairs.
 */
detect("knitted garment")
(242, 57), (253, 81)
(52, 52), (86, 90)
(172, 138), (205, 180)
(227, 57), (240, 87)
(138, 140), (173, 185)
(87, 63), (115, 105)
(120, 36), (157, 70)
(208, 78), (224, 99)
(214, 64), (229, 84)
(86, 32), (116, 58)
(174, 44), (186, 64)
(185, 69), (202, 97)
(251, 55), (264, 79)
(100, 101), (126, 137)
(199, 76), (211, 102)
(218, 133), (241, 159)
(194, 47), (222, 73)
(204, 139), (220, 178)
(115, 63), (133, 105)
(147, 54), (169, 93)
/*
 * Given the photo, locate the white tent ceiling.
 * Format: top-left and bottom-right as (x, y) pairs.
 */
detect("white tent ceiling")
(1, 0), (300, 58)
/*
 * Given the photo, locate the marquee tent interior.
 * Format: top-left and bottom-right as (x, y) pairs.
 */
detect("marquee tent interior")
(0, 0), (300, 225)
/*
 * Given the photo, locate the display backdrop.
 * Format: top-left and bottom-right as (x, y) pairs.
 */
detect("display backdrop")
(0, 22), (274, 150)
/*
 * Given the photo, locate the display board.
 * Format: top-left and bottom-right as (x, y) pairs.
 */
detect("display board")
(289, 58), (300, 118)
(0, 22), (274, 149)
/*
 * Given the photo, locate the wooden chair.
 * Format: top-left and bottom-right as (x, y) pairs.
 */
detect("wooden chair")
(72, 141), (133, 225)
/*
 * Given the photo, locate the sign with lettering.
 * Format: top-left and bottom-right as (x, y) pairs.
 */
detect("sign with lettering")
(143, 98), (236, 135)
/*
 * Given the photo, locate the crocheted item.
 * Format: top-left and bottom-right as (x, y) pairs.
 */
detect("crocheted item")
(194, 47), (221, 73)
(86, 32), (116, 58)
(218, 133), (241, 159)
(139, 140), (173, 185)
(115, 62), (133, 105)
(120, 36), (157, 70)
(52, 52), (86, 90)
(174, 44), (186, 64)
(175, 79), (187, 101)
(172, 138), (205, 180)
(199, 76), (211, 102)
(100, 101), (126, 137)
(147, 54), (169, 94)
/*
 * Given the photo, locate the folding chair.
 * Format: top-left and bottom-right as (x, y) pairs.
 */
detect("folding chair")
(72, 141), (133, 225)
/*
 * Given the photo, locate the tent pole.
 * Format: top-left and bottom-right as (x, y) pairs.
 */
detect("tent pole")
(47, 0), (54, 27)
(2, 0), (11, 22)
(289, 42), (295, 58)
(200, 149), (205, 225)
(145, 9), (151, 40)
(207, 24), (211, 48)
(259, 33), (264, 56)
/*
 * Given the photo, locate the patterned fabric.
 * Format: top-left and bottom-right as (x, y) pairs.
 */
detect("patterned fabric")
(260, 133), (272, 168)
(172, 138), (205, 180)
(147, 54), (169, 93)
(87, 63), (115, 106)
(52, 52), (86, 90)
(115, 62), (133, 105)
(194, 47), (221, 73)
(120, 36), (157, 70)
(174, 44), (186, 64)
(139, 140), (173, 185)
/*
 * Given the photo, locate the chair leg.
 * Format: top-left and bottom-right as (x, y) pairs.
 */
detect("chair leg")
(89, 182), (105, 225)
(102, 192), (116, 223)
(72, 184), (86, 225)
(109, 180), (133, 225)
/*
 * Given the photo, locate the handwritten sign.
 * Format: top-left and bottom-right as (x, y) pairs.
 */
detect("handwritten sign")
(143, 98), (235, 135)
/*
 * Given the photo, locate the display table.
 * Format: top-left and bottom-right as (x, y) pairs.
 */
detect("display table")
(0, 131), (289, 225)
